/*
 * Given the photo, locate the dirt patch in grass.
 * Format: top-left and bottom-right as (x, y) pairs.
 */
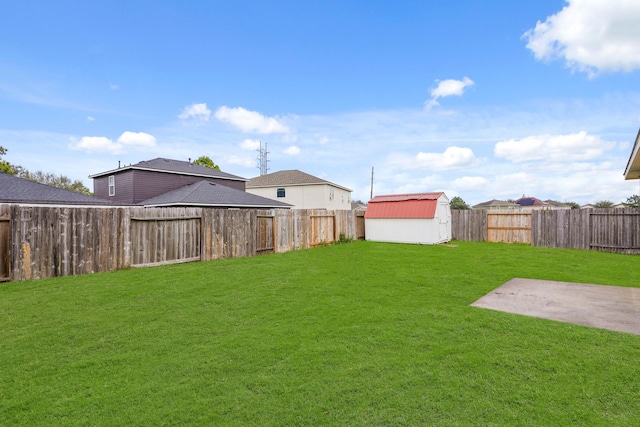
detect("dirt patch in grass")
(471, 278), (640, 336)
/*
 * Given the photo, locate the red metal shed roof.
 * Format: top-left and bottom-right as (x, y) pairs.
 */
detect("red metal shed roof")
(365, 192), (444, 219)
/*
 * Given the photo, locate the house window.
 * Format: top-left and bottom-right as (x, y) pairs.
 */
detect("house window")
(108, 175), (115, 196)
(277, 188), (285, 198)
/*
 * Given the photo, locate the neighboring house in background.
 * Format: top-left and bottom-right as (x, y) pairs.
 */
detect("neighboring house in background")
(0, 172), (114, 206)
(139, 180), (290, 208)
(365, 192), (451, 245)
(543, 200), (570, 209)
(89, 158), (291, 209)
(514, 196), (555, 211)
(624, 128), (640, 180)
(90, 158), (247, 204)
(246, 170), (352, 210)
(472, 199), (521, 211)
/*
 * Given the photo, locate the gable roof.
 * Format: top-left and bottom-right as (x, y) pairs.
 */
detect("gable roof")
(472, 199), (520, 209)
(624, 128), (640, 180)
(0, 172), (115, 206)
(365, 192), (445, 219)
(89, 158), (246, 182)
(138, 180), (291, 208)
(515, 196), (547, 207)
(246, 170), (352, 192)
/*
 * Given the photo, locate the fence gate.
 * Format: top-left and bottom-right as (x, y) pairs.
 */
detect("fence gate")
(310, 213), (336, 246)
(487, 212), (532, 244)
(589, 211), (640, 254)
(256, 215), (275, 254)
(0, 209), (9, 281)
(130, 216), (201, 267)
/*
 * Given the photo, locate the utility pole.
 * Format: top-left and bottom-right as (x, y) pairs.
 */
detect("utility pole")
(370, 166), (374, 200)
(257, 141), (269, 176)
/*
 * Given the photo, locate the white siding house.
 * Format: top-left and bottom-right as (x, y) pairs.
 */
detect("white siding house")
(246, 170), (352, 210)
(365, 192), (451, 244)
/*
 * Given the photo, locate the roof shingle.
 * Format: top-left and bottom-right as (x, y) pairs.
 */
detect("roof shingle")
(247, 170), (351, 191)
(0, 173), (115, 205)
(139, 180), (291, 208)
(90, 157), (246, 182)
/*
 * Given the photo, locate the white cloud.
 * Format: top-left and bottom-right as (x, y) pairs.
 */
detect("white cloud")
(69, 131), (156, 154)
(425, 77), (474, 109)
(178, 103), (212, 121)
(451, 176), (490, 191)
(523, 0), (640, 75)
(494, 131), (614, 163)
(240, 138), (261, 150)
(388, 146), (478, 170)
(117, 131), (157, 147)
(226, 155), (256, 168)
(315, 133), (330, 144)
(109, 82), (119, 90)
(215, 106), (290, 134)
(69, 136), (123, 154)
(86, 116), (95, 123)
(284, 145), (300, 155)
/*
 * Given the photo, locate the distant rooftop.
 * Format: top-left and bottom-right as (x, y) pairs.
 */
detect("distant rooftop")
(139, 180), (291, 208)
(89, 157), (246, 182)
(0, 172), (115, 206)
(247, 170), (351, 192)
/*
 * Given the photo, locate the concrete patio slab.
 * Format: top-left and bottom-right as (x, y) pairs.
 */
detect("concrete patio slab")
(471, 278), (640, 336)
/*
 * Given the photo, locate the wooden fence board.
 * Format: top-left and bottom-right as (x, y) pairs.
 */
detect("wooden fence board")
(0, 205), (10, 281)
(487, 212), (531, 244)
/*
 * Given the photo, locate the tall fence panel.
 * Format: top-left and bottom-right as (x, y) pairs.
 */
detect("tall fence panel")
(451, 210), (486, 242)
(487, 212), (531, 244)
(2, 204), (358, 281)
(130, 207), (202, 267)
(256, 213), (275, 254)
(8, 205), (127, 281)
(0, 205), (9, 281)
(531, 209), (590, 250)
(310, 212), (336, 245)
(589, 208), (640, 255)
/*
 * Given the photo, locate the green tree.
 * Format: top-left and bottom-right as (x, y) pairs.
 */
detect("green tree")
(594, 200), (614, 208)
(0, 146), (15, 174)
(193, 155), (220, 170)
(565, 201), (581, 210)
(624, 195), (640, 208)
(18, 170), (92, 195)
(450, 196), (471, 210)
(1, 146), (91, 194)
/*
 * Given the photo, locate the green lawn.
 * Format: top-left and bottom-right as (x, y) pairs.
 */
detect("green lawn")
(1, 241), (639, 426)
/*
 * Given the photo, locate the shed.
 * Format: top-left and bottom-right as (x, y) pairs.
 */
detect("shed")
(364, 192), (451, 244)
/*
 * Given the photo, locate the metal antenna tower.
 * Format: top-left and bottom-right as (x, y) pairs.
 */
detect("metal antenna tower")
(257, 141), (270, 175)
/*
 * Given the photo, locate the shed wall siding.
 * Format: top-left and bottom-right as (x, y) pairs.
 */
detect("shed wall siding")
(365, 218), (449, 244)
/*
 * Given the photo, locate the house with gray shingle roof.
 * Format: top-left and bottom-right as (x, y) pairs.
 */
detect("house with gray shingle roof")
(0, 172), (115, 206)
(472, 199), (521, 211)
(89, 157), (290, 209)
(139, 180), (291, 208)
(246, 170), (352, 210)
(89, 158), (247, 204)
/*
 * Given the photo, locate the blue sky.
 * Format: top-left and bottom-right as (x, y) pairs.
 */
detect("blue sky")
(2, 0), (640, 205)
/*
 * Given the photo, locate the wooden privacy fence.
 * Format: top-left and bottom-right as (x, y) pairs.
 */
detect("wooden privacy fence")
(487, 212), (532, 244)
(1, 205), (356, 281)
(452, 208), (640, 254)
(0, 205), (9, 281)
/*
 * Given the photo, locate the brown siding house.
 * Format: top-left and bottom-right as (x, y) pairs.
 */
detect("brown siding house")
(90, 158), (247, 204)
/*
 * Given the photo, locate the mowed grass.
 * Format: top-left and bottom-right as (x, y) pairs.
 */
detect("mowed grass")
(1, 241), (639, 426)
